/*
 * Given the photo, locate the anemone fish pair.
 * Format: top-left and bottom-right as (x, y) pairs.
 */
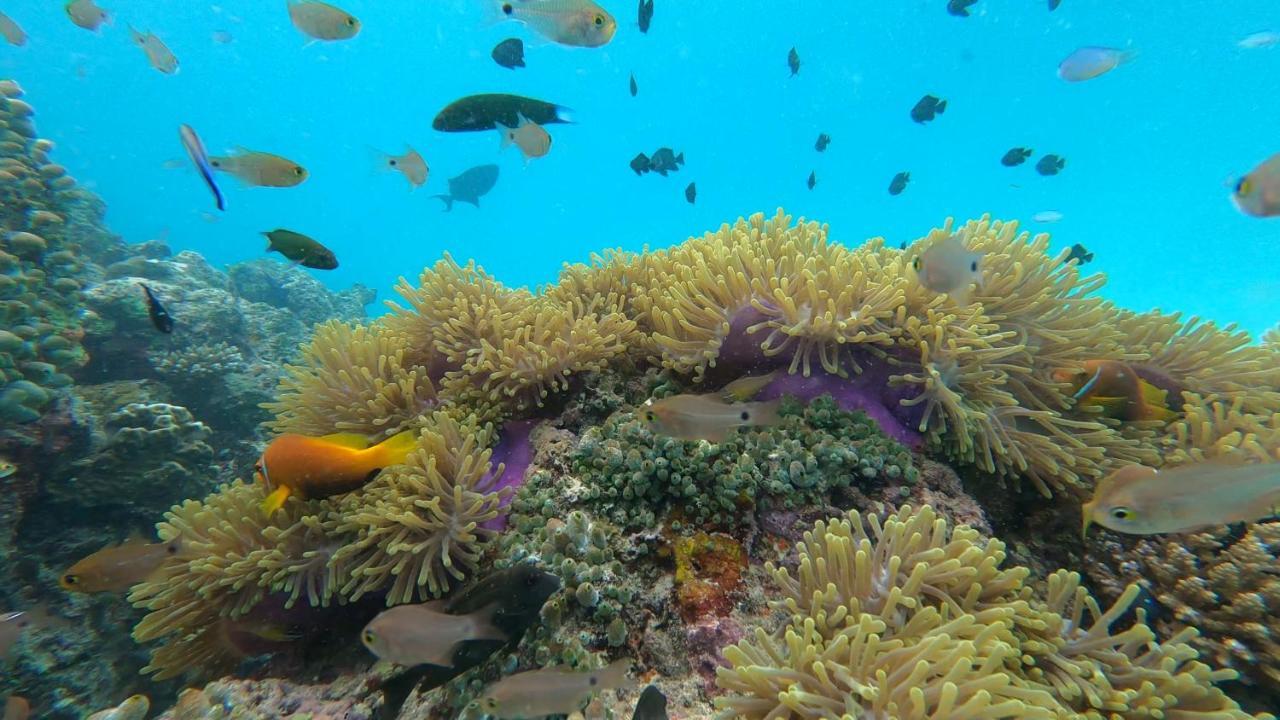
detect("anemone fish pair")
(256, 430), (418, 514)
(1053, 359), (1177, 423)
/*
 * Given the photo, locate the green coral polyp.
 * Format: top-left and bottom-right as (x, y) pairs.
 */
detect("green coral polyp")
(571, 395), (916, 529)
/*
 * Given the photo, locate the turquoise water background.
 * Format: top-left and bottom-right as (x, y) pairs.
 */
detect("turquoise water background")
(2, 1), (1277, 335)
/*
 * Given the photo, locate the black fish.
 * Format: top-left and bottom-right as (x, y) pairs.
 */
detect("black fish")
(433, 164), (500, 211)
(263, 228), (338, 270)
(946, 0), (978, 17)
(378, 566), (561, 720)
(889, 171), (910, 195)
(632, 685), (669, 720)
(637, 0), (653, 33)
(491, 38), (525, 69)
(140, 283), (173, 333)
(787, 47), (800, 76)
(807, 171), (816, 190)
(648, 147), (684, 176)
(1001, 147), (1033, 167)
(910, 94), (947, 124)
(684, 181), (696, 204)
(630, 73), (638, 97)
(630, 152), (650, 176)
(1035, 154), (1066, 176)
(432, 94), (571, 132)
(814, 133), (830, 152)
(1048, 0), (1062, 9)
(1064, 243), (1094, 265)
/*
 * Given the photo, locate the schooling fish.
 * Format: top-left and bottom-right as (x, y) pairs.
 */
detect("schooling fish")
(491, 0), (617, 48)
(65, 0), (109, 32)
(209, 149), (308, 187)
(433, 93), (572, 133)
(1058, 46), (1135, 82)
(1064, 243), (1094, 265)
(787, 47), (800, 76)
(178, 124), (225, 211)
(946, 0), (978, 17)
(684, 181), (696, 204)
(1001, 147), (1032, 167)
(128, 26), (179, 74)
(140, 283), (174, 333)
(0, 457), (14, 479)
(1232, 152), (1280, 218)
(637, 0), (653, 33)
(256, 430), (418, 514)
(377, 146), (429, 189)
(479, 660), (633, 719)
(4, 696), (29, 720)
(629, 152), (650, 176)
(912, 233), (982, 305)
(1053, 359), (1175, 422)
(263, 229), (339, 269)
(497, 113), (552, 162)
(647, 147), (684, 176)
(815, 133), (830, 152)
(1035, 154), (1065, 176)
(491, 37), (525, 69)
(629, 73), (638, 97)
(0, 11), (27, 46)
(59, 536), (183, 593)
(1083, 461), (1280, 536)
(807, 170), (816, 190)
(888, 171), (910, 195)
(361, 600), (506, 667)
(287, 0), (360, 41)
(633, 685), (668, 720)
(641, 394), (782, 443)
(434, 164), (500, 211)
(910, 94), (947, 124)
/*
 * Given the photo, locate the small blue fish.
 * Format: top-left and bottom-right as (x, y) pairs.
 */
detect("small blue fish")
(178, 124), (224, 211)
(1057, 46), (1135, 82)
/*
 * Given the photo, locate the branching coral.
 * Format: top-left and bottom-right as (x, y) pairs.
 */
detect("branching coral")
(263, 319), (438, 439)
(716, 505), (1266, 720)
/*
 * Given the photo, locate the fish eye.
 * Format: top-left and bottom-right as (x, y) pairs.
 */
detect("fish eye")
(1109, 507), (1134, 521)
(644, 411), (656, 422)
(63, 574), (78, 585)
(1236, 178), (1251, 196)
(501, 3), (513, 15)
(294, 167), (305, 176)
(912, 257), (921, 271)
(970, 260), (978, 272)
(346, 17), (356, 26)
(362, 630), (376, 644)
(594, 14), (605, 26)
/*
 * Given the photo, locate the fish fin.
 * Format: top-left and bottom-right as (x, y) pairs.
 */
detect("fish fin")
(948, 285), (973, 306)
(262, 232), (278, 252)
(1136, 380), (1177, 422)
(319, 431), (373, 449)
(261, 486), (291, 515)
(936, 99), (947, 113)
(553, 104), (574, 124)
(495, 122), (513, 149)
(433, 194), (454, 211)
(375, 430), (419, 465)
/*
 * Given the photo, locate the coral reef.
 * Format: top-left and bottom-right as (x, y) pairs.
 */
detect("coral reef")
(716, 505), (1266, 719)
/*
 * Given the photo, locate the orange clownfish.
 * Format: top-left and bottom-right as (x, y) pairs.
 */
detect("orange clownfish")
(1052, 359), (1176, 423)
(255, 431), (418, 514)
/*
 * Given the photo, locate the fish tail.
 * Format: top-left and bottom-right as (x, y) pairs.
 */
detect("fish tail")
(374, 429), (419, 466)
(554, 105), (574, 124)
(433, 194), (454, 211)
(936, 99), (947, 113)
(597, 658), (634, 691)
(261, 486), (291, 515)
(675, 152), (685, 165)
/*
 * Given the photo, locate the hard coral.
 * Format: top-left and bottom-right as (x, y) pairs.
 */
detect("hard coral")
(716, 505), (1267, 720)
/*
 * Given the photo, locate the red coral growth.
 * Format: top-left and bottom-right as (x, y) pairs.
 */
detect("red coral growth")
(672, 531), (746, 623)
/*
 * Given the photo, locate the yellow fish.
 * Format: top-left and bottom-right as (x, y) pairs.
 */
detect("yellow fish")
(377, 146), (429, 189)
(0, 458), (15, 479)
(719, 371), (777, 403)
(1233, 152), (1280, 218)
(479, 659), (632, 718)
(361, 600), (505, 667)
(1083, 461), (1280, 536)
(497, 113), (552, 162)
(59, 536), (183, 593)
(912, 232), (983, 305)
(209, 149), (308, 187)
(640, 394), (781, 443)
(287, 0), (360, 41)
(256, 431), (418, 514)
(65, 0), (109, 32)
(128, 26), (179, 74)
(491, 0), (616, 48)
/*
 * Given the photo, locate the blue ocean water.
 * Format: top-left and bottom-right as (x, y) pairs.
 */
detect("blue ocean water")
(2, 0), (1277, 334)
